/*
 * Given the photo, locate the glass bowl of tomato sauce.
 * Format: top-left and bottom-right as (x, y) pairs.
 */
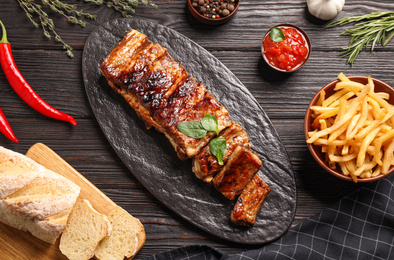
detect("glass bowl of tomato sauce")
(261, 24), (311, 72)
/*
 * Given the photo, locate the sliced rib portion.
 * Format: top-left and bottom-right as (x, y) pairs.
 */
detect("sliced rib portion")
(101, 29), (231, 160)
(153, 77), (231, 160)
(230, 174), (271, 226)
(213, 146), (262, 200)
(192, 122), (250, 182)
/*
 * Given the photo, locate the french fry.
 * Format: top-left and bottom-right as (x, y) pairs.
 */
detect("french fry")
(356, 127), (381, 167)
(322, 89), (350, 107)
(328, 153), (357, 162)
(328, 92), (355, 108)
(346, 97), (368, 140)
(376, 92), (390, 100)
(355, 109), (394, 141)
(316, 90), (326, 106)
(307, 73), (394, 182)
(346, 114), (361, 139)
(368, 90), (394, 126)
(373, 139), (383, 166)
(382, 139), (394, 174)
(342, 144), (349, 155)
(319, 119), (328, 139)
(310, 106), (337, 114)
(354, 165), (365, 176)
(334, 81), (364, 92)
(372, 166), (381, 177)
(377, 129), (394, 144)
(338, 72), (350, 82)
(307, 103), (359, 144)
(380, 125), (392, 133)
(311, 108), (339, 129)
(367, 97), (385, 118)
(308, 129), (318, 137)
(338, 162), (350, 175)
(328, 121), (350, 144)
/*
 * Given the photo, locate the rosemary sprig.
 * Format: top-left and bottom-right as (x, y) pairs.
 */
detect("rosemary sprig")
(326, 12), (394, 66)
(16, 0), (157, 58)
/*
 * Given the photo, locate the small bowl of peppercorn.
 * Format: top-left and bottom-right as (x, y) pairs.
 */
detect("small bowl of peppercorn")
(187, 0), (240, 25)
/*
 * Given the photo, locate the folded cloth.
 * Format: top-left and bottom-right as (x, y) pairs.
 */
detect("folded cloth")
(145, 172), (394, 260)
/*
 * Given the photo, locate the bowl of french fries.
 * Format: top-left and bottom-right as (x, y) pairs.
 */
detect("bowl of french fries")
(305, 73), (394, 183)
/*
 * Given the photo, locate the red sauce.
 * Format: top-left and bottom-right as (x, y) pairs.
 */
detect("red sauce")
(263, 27), (309, 72)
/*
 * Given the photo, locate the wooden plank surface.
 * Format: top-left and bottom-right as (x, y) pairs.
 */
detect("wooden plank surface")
(0, 0), (393, 258)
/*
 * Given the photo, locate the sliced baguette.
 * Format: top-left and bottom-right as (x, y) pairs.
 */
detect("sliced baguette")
(95, 206), (145, 260)
(60, 199), (112, 260)
(0, 146), (80, 244)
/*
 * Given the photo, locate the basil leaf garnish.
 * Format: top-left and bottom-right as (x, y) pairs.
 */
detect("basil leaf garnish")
(210, 138), (227, 165)
(201, 114), (219, 135)
(177, 121), (207, 139)
(270, 27), (285, 42)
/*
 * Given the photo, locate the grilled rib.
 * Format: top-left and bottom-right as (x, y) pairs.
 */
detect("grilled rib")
(101, 30), (232, 160)
(213, 146), (262, 200)
(230, 174), (271, 226)
(192, 121), (250, 182)
(101, 29), (270, 226)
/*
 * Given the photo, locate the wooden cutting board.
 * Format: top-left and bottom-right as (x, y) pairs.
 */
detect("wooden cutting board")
(0, 143), (117, 259)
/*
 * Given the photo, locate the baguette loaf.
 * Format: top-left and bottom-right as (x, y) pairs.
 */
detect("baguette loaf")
(0, 146), (81, 244)
(60, 199), (112, 260)
(95, 206), (145, 260)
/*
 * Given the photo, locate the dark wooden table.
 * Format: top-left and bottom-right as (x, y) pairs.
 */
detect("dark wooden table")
(1, 0), (393, 258)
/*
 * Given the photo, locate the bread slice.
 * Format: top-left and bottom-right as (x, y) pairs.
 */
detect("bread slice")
(95, 206), (145, 260)
(0, 146), (80, 244)
(59, 199), (112, 260)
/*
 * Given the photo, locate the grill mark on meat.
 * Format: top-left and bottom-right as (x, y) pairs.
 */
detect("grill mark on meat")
(213, 146), (262, 200)
(101, 30), (231, 160)
(192, 122), (250, 182)
(230, 174), (271, 226)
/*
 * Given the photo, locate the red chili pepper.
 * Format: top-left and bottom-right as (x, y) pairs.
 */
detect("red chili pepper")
(0, 108), (18, 143)
(0, 20), (76, 126)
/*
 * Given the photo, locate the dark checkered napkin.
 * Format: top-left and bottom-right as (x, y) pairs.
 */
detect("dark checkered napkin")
(146, 244), (226, 260)
(145, 173), (394, 260)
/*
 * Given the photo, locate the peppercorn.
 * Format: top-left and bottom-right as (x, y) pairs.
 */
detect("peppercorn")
(222, 9), (230, 16)
(192, 0), (238, 19)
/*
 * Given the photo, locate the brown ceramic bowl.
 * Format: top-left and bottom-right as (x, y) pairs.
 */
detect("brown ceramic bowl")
(187, 0), (240, 25)
(261, 24), (311, 73)
(304, 76), (394, 182)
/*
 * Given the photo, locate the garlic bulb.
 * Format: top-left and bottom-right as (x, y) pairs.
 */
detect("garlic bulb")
(307, 0), (345, 20)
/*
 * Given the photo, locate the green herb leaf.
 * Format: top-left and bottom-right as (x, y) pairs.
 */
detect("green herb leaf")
(326, 11), (394, 65)
(270, 27), (285, 42)
(177, 121), (207, 139)
(201, 114), (219, 135)
(210, 138), (227, 165)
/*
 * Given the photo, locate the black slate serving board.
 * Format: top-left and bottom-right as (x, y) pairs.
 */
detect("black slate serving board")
(82, 18), (296, 244)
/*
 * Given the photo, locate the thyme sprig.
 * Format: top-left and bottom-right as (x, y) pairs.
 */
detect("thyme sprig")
(16, 0), (157, 58)
(326, 12), (394, 66)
